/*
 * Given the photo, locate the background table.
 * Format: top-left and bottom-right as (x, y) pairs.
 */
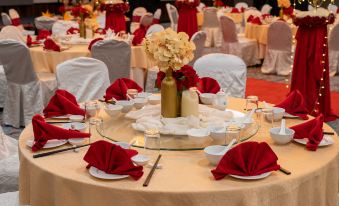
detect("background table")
(197, 12), (243, 27)
(19, 98), (339, 206)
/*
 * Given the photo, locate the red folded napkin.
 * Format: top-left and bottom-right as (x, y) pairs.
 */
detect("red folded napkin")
(132, 25), (148, 46)
(251, 17), (262, 25)
(104, 78), (143, 101)
(83, 140), (143, 180)
(275, 90), (309, 120)
(43, 89), (85, 118)
(11, 18), (21, 26)
(37, 29), (51, 41)
(231, 8), (240, 13)
(290, 114), (324, 151)
(26, 35), (40, 47)
(32, 114), (90, 152)
(197, 77), (220, 94)
(66, 27), (80, 35)
(43, 38), (61, 52)
(153, 18), (160, 24)
(240, 7), (245, 12)
(247, 15), (254, 22)
(211, 141), (280, 180)
(95, 28), (106, 35)
(88, 38), (103, 51)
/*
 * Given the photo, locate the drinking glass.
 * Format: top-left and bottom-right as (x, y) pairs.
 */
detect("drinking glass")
(245, 96), (259, 111)
(127, 89), (138, 100)
(84, 101), (100, 118)
(88, 118), (104, 143)
(225, 124), (241, 144)
(261, 108), (274, 128)
(144, 128), (161, 156)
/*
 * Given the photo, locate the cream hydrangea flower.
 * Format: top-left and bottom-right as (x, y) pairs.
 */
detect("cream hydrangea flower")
(144, 28), (196, 72)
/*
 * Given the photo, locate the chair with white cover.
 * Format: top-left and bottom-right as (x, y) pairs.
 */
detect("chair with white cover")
(235, 2), (249, 10)
(8, 9), (34, 36)
(146, 24), (165, 36)
(166, 3), (179, 31)
(329, 24), (339, 76)
(91, 39), (131, 83)
(153, 8), (162, 23)
(1, 13), (12, 26)
(261, 21), (292, 75)
(52, 20), (79, 36)
(261, 4), (272, 14)
(0, 191), (19, 206)
(189, 31), (207, 66)
(130, 7), (147, 34)
(328, 4), (338, 13)
(197, 2), (206, 12)
(0, 40), (57, 127)
(56, 57), (110, 102)
(202, 7), (222, 48)
(194, 53), (247, 98)
(34, 16), (57, 31)
(145, 66), (160, 93)
(220, 16), (259, 66)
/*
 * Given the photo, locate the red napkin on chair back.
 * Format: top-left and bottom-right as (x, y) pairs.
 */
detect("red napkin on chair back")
(275, 90), (309, 120)
(43, 38), (61, 52)
(211, 142), (280, 180)
(43, 89), (85, 118)
(37, 29), (51, 41)
(66, 27), (80, 35)
(197, 77), (220, 94)
(32, 114), (90, 152)
(11, 18), (21, 26)
(88, 38), (103, 51)
(153, 18), (160, 24)
(132, 25), (148, 46)
(104, 78), (143, 101)
(231, 8), (240, 13)
(290, 114), (324, 151)
(83, 140), (143, 180)
(26, 35), (39, 47)
(251, 17), (262, 25)
(247, 15), (254, 22)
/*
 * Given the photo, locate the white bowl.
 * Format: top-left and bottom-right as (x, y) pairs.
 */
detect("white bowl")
(104, 104), (122, 117)
(69, 115), (84, 122)
(136, 92), (152, 99)
(204, 145), (228, 165)
(209, 126), (226, 142)
(133, 98), (148, 109)
(270, 127), (295, 145)
(116, 100), (134, 113)
(82, 104), (100, 117)
(187, 128), (210, 143)
(265, 107), (286, 122)
(131, 154), (150, 166)
(113, 141), (131, 149)
(62, 122), (87, 132)
(148, 95), (161, 105)
(200, 93), (216, 105)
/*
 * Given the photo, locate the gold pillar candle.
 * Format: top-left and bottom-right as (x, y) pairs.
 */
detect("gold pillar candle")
(79, 15), (86, 38)
(161, 69), (178, 118)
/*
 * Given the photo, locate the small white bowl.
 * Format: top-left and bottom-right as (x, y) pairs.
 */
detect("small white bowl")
(265, 107), (286, 122)
(69, 115), (84, 122)
(148, 95), (161, 105)
(62, 122), (87, 132)
(113, 141), (131, 149)
(131, 154), (150, 166)
(116, 100), (134, 113)
(204, 145), (228, 165)
(209, 126), (226, 142)
(133, 98), (148, 109)
(270, 127), (295, 145)
(200, 93), (216, 105)
(104, 104), (122, 117)
(187, 128), (210, 143)
(136, 92), (152, 99)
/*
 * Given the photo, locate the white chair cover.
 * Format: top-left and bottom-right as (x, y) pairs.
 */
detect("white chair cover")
(0, 40), (56, 127)
(153, 8), (162, 21)
(197, 3), (206, 12)
(8, 9), (24, 31)
(34, 16), (57, 30)
(235, 2), (249, 10)
(0, 26), (25, 42)
(1, 13), (12, 26)
(189, 31), (207, 66)
(328, 4), (338, 13)
(91, 39), (131, 83)
(194, 53), (247, 98)
(140, 13), (154, 27)
(146, 24), (165, 36)
(130, 7), (147, 34)
(220, 16), (259, 66)
(329, 23), (339, 76)
(261, 21), (292, 75)
(166, 4), (179, 31)
(145, 66), (159, 93)
(0, 191), (19, 205)
(52, 20), (79, 36)
(202, 7), (222, 47)
(0, 66), (6, 108)
(56, 57), (110, 102)
(261, 4), (272, 14)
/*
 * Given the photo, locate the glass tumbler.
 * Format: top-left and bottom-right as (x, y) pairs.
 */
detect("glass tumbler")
(144, 128), (161, 156)
(245, 96), (259, 111)
(225, 124), (241, 144)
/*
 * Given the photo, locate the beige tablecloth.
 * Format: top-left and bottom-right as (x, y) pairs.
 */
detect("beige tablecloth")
(197, 12), (243, 27)
(19, 98), (339, 206)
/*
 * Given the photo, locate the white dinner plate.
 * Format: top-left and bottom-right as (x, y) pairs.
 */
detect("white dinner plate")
(229, 172), (271, 180)
(26, 139), (67, 149)
(49, 115), (70, 119)
(293, 135), (334, 147)
(68, 138), (87, 146)
(88, 166), (129, 180)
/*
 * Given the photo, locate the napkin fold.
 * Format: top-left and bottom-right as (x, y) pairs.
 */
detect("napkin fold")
(197, 77), (220, 94)
(26, 35), (40, 47)
(132, 25), (148, 46)
(43, 89), (85, 118)
(32, 114), (90, 152)
(37, 29), (51, 41)
(231, 8), (240, 13)
(88, 38), (103, 51)
(104, 78), (143, 101)
(211, 141), (280, 180)
(43, 38), (61, 52)
(83, 140), (143, 180)
(251, 17), (262, 25)
(275, 90), (309, 120)
(247, 15), (254, 22)
(66, 27), (80, 35)
(290, 114), (324, 151)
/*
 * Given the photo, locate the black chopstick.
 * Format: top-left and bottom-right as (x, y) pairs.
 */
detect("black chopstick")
(323, 132), (335, 135)
(143, 154), (162, 187)
(283, 116), (300, 119)
(279, 167), (291, 175)
(46, 121), (85, 124)
(33, 143), (91, 158)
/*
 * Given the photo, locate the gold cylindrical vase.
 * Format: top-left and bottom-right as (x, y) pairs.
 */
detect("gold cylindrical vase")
(79, 16), (86, 38)
(161, 69), (178, 118)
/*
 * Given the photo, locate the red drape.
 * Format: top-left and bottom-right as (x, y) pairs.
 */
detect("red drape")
(176, 0), (200, 38)
(290, 15), (336, 122)
(105, 11), (126, 32)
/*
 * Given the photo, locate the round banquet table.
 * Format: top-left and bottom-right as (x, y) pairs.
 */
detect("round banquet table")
(19, 97), (339, 206)
(197, 12), (243, 27)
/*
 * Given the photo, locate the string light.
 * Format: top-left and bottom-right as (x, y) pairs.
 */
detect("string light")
(285, 35), (296, 90)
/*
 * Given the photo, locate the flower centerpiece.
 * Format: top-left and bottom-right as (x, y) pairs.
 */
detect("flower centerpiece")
(144, 28), (196, 117)
(277, 0), (292, 18)
(71, 4), (93, 38)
